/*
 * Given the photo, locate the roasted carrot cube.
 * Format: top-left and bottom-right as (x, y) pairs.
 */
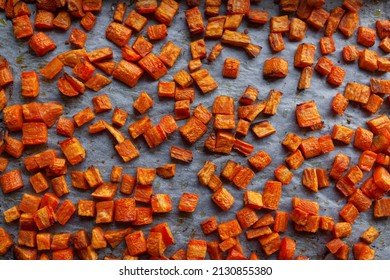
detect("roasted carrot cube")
(119, 174), (135, 195)
(373, 166), (390, 192)
(151, 194), (172, 213)
(147, 24), (168, 41)
(86, 74), (112, 92)
(359, 49), (378, 72)
(178, 193), (199, 213)
(55, 116), (75, 137)
(263, 57), (288, 78)
(112, 60), (144, 88)
(80, 12), (96, 31)
(72, 60), (95, 81)
(12, 15), (34, 39)
(114, 198), (136, 222)
(158, 41), (181, 68)
(154, 0), (179, 26)
(294, 43), (316, 68)
(360, 226), (379, 244)
(299, 137), (321, 159)
(143, 125), (167, 148)
(28, 32), (56, 57)
(317, 135), (334, 154)
(59, 137), (86, 166)
(288, 17), (307, 41)
(339, 11), (360, 37)
(247, 9), (269, 24)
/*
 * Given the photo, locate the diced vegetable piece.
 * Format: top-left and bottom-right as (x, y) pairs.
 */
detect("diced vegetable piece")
(353, 242), (375, 260)
(114, 198), (136, 222)
(360, 226), (380, 244)
(81, 12), (96, 31)
(331, 124), (355, 144)
(185, 7), (204, 34)
(143, 125), (167, 148)
(154, 0), (179, 26)
(263, 57), (288, 78)
(294, 43), (316, 68)
(178, 193), (199, 213)
(29, 32), (56, 56)
(300, 137), (321, 159)
(212, 187), (235, 211)
(170, 146), (193, 163)
(295, 100), (322, 129)
(120, 174), (136, 194)
(327, 66), (345, 87)
(1, 169), (24, 194)
(125, 230), (147, 256)
(339, 11), (360, 37)
(262, 181), (282, 211)
(258, 232), (281, 256)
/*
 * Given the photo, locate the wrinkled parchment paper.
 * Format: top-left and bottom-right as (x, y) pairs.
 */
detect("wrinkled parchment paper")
(0, 0), (389, 260)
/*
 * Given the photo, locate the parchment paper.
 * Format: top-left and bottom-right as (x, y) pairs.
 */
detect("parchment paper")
(0, 0), (389, 260)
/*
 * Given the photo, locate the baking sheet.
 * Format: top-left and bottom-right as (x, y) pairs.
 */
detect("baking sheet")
(0, 0), (389, 260)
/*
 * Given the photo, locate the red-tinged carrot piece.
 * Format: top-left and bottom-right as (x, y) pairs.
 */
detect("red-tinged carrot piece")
(58, 76), (79, 97)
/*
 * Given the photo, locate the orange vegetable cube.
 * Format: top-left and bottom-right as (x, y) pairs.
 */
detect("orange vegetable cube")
(125, 230), (147, 256)
(138, 53), (167, 80)
(373, 166), (390, 192)
(28, 32), (56, 57)
(331, 124), (355, 144)
(80, 12), (96, 31)
(1, 169), (24, 194)
(285, 149), (305, 170)
(353, 242), (375, 260)
(51, 175), (69, 197)
(332, 92), (349, 115)
(316, 168), (330, 188)
(236, 207), (258, 229)
(278, 237), (296, 260)
(339, 203), (359, 223)
(34, 10), (54, 29)
(154, 0), (179, 26)
(282, 132), (302, 152)
(258, 232), (281, 256)
(4, 205), (20, 223)
(170, 146), (193, 163)
(327, 65), (346, 86)
(247, 9), (269, 24)
(95, 200), (114, 224)
(114, 198), (136, 222)
(315, 56), (334, 75)
(289, 17), (307, 41)
(205, 16), (225, 39)
(55, 199), (76, 225)
(173, 70), (193, 88)
(134, 184), (153, 203)
(295, 100), (322, 129)
(178, 193), (199, 213)
(19, 193), (42, 214)
(360, 226), (380, 244)
(248, 150), (272, 172)
(318, 135), (335, 154)
(294, 43), (316, 68)
(78, 200), (96, 217)
(374, 198), (390, 218)
(358, 150), (377, 172)
(300, 137), (321, 159)
(362, 93), (384, 114)
(273, 211), (289, 232)
(158, 41), (181, 68)
(262, 181), (282, 211)
(222, 58), (240, 78)
(143, 125), (167, 148)
(212, 187), (235, 211)
(73, 107), (95, 127)
(187, 239), (207, 260)
(21, 71), (39, 97)
(217, 219), (242, 241)
(119, 174), (136, 195)
(133, 91), (153, 114)
(270, 15), (289, 33)
(150, 194), (172, 214)
(302, 168), (318, 192)
(190, 39), (207, 60)
(298, 66), (313, 90)
(185, 7), (204, 34)
(125, 10), (147, 32)
(339, 11), (359, 37)
(59, 137), (86, 166)
(359, 49), (378, 72)
(344, 82), (370, 104)
(263, 57), (288, 78)
(264, 90), (283, 115)
(201, 216), (218, 235)
(12, 15), (34, 39)
(357, 26), (376, 47)
(112, 60), (144, 88)
(307, 8), (329, 29)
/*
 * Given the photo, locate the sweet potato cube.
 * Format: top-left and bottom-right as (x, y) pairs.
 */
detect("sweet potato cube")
(84, 165), (103, 189)
(204, 16), (225, 39)
(143, 125), (167, 148)
(158, 41), (181, 68)
(273, 164), (293, 185)
(358, 151), (377, 172)
(78, 200), (95, 217)
(157, 81), (175, 98)
(352, 127), (373, 151)
(133, 91), (153, 114)
(315, 168), (330, 188)
(185, 7), (204, 34)
(232, 166), (255, 189)
(128, 116), (152, 139)
(336, 176), (356, 197)
(324, 6), (346, 36)
(332, 92), (349, 115)
(154, 0), (179, 26)
(259, 232), (281, 256)
(21, 71), (39, 97)
(274, 212), (289, 233)
(218, 237), (237, 252)
(359, 49), (378, 72)
(40, 193), (60, 212)
(112, 60), (144, 88)
(360, 226), (379, 244)
(33, 206), (55, 231)
(95, 200), (114, 224)
(118, 174), (135, 195)
(362, 94), (384, 114)
(289, 17), (307, 41)
(179, 116), (208, 144)
(201, 216), (218, 235)
(342, 45), (361, 63)
(1, 169), (24, 194)
(315, 56), (334, 76)
(125, 230), (147, 256)
(91, 183), (118, 201)
(36, 232), (51, 251)
(218, 219), (242, 240)
(86, 74), (112, 92)
(299, 137), (321, 159)
(317, 135), (334, 154)
(115, 139), (140, 162)
(111, 107), (128, 128)
(264, 90), (283, 115)
(374, 198), (390, 218)
(186, 239), (207, 260)
(146, 24), (168, 41)
(28, 32), (56, 57)
(302, 168), (318, 192)
(320, 35), (336, 55)
(285, 150), (304, 170)
(114, 198), (136, 222)
(307, 8), (329, 30)
(178, 193), (199, 213)
(248, 150), (272, 172)
(338, 11), (359, 37)
(18, 230), (37, 248)
(212, 187), (235, 211)
(191, 69), (219, 94)
(150, 194), (172, 214)
(331, 124), (355, 144)
(373, 166), (390, 192)
(221, 29), (251, 47)
(147, 231), (166, 257)
(124, 10), (147, 32)
(263, 57), (288, 78)
(262, 181), (282, 211)
(282, 133), (302, 152)
(51, 175), (69, 197)
(55, 200), (76, 225)
(3, 136), (24, 159)
(150, 222), (174, 247)
(197, 160), (217, 186)
(113, 2), (127, 22)
(138, 53), (167, 80)
(252, 121), (276, 139)
(170, 146), (193, 163)
(247, 9), (269, 25)
(339, 203), (359, 223)
(237, 207), (258, 229)
(21, 122), (48, 145)
(4, 206), (20, 223)
(223, 58), (240, 79)
(155, 164), (176, 180)
(295, 100), (322, 129)
(348, 189), (372, 212)
(34, 10), (54, 29)
(136, 167), (155, 186)
(226, 0), (250, 15)
(190, 39), (207, 60)
(3, 104), (23, 132)
(353, 242), (375, 260)
(12, 15), (34, 39)
(105, 22), (132, 47)
(90, 227), (106, 249)
(103, 227), (132, 249)
(297, 66), (314, 90)
(357, 26), (376, 48)
(270, 15), (289, 33)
